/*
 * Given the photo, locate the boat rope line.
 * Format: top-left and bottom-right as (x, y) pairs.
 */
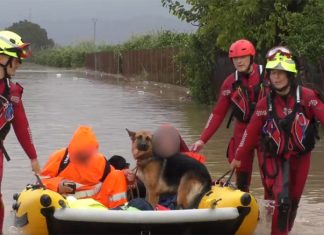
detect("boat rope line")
(128, 166), (140, 200)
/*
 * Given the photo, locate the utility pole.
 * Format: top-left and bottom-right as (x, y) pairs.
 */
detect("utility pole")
(92, 18), (98, 77)
(28, 8), (32, 22)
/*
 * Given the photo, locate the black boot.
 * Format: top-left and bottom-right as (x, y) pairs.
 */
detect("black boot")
(236, 172), (250, 192)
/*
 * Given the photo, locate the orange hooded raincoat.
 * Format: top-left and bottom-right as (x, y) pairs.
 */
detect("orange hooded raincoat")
(41, 126), (127, 208)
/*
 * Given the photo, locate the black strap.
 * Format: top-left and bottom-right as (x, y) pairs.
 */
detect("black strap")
(281, 160), (290, 199)
(100, 158), (111, 182)
(0, 142), (10, 161)
(237, 65), (264, 98)
(268, 86), (301, 126)
(57, 148), (111, 182)
(3, 77), (11, 98)
(226, 65), (264, 128)
(35, 173), (46, 189)
(266, 86), (303, 158)
(215, 169), (235, 186)
(226, 110), (235, 128)
(275, 86), (301, 154)
(278, 159), (291, 231)
(57, 148), (70, 175)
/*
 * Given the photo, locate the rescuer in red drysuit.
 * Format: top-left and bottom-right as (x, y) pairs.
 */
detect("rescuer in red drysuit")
(231, 47), (324, 235)
(0, 30), (40, 234)
(191, 39), (267, 192)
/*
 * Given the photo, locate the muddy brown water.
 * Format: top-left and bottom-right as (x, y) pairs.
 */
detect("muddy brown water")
(3, 64), (324, 234)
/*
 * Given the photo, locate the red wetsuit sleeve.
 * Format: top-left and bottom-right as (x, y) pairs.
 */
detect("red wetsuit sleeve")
(12, 100), (37, 160)
(304, 88), (324, 125)
(179, 134), (189, 152)
(235, 100), (266, 161)
(200, 78), (232, 143)
(313, 103), (324, 125)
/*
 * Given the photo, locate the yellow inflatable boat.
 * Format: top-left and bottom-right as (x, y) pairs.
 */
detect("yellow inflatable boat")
(13, 181), (259, 235)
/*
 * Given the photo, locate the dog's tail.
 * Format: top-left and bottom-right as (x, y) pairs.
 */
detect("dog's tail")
(192, 168), (213, 208)
(189, 181), (211, 209)
(178, 171), (212, 209)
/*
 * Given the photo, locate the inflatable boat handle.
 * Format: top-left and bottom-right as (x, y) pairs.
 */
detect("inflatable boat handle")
(35, 174), (46, 189)
(215, 169), (235, 186)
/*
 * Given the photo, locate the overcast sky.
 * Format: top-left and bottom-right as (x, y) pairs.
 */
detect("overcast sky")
(1, 0), (195, 45)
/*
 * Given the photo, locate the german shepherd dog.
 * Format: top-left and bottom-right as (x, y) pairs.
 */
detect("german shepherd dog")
(126, 129), (212, 209)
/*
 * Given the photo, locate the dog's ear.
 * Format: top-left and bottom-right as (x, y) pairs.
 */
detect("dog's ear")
(126, 128), (136, 141)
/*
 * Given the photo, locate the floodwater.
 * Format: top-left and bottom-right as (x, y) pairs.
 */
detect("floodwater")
(3, 64), (324, 234)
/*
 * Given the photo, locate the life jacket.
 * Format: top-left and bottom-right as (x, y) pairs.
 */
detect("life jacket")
(0, 95), (13, 137)
(183, 152), (206, 164)
(228, 65), (265, 126)
(57, 148), (111, 198)
(0, 78), (20, 161)
(261, 86), (319, 159)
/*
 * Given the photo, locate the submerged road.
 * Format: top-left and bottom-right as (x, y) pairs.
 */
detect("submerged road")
(3, 64), (324, 234)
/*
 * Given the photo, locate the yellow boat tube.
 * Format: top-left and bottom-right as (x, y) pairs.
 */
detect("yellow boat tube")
(199, 184), (259, 235)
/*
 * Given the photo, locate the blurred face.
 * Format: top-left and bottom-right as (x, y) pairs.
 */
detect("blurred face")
(74, 148), (97, 165)
(153, 128), (180, 158)
(269, 70), (289, 91)
(0, 55), (21, 76)
(232, 55), (251, 72)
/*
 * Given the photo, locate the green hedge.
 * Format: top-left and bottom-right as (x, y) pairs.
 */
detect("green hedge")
(33, 42), (97, 68)
(33, 31), (189, 68)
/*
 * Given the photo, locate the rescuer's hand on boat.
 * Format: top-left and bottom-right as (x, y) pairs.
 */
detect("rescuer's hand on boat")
(191, 140), (205, 152)
(230, 159), (241, 169)
(31, 159), (41, 174)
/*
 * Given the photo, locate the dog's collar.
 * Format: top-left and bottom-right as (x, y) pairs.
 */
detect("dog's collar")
(136, 157), (151, 167)
(136, 155), (161, 168)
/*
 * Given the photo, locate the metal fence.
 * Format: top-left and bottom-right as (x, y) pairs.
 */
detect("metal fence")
(85, 48), (324, 91)
(85, 47), (185, 85)
(85, 51), (120, 74)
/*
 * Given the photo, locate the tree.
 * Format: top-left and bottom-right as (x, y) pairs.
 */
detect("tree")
(162, 0), (323, 59)
(6, 20), (54, 50)
(162, 0), (324, 103)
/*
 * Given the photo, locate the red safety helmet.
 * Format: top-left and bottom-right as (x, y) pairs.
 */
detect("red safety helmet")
(228, 39), (256, 58)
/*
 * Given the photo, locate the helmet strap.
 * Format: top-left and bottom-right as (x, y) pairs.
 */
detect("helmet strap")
(0, 57), (13, 80)
(247, 56), (254, 73)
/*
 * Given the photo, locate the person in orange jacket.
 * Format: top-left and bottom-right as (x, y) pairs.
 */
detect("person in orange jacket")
(41, 126), (128, 208)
